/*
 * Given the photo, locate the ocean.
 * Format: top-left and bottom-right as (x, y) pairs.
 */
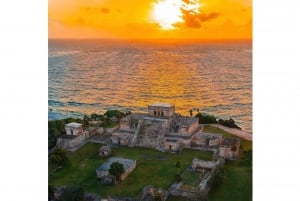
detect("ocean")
(48, 39), (252, 132)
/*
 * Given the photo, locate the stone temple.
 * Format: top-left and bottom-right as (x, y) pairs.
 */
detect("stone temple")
(111, 102), (199, 151)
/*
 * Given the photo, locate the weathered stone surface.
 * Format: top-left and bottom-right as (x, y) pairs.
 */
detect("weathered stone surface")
(100, 175), (116, 185)
(105, 126), (120, 134)
(141, 185), (169, 201)
(219, 137), (241, 160)
(168, 183), (200, 200)
(99, 145), (111, 157)
(85, 193), (101, 201)
(56, 134), (86, 150)
(97, 127), (104, 134)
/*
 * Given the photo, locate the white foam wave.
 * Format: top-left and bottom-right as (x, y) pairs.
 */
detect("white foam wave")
(49, 50), (80, 58)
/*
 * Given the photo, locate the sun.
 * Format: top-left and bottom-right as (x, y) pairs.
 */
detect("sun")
(151, 0), (202, 30)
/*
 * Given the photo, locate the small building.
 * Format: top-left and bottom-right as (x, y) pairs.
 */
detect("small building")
(148, 103), (175, 117)
(191, 133), (223, 147)
(111, 130), (135, 146)
(65, 122), (83, 136)
(170, 116), (199, 136)
(56, 134), (86, 150)
(219, 137), (241, 160)
(99, 146), (111, 157)
(96, 157), (136, 181)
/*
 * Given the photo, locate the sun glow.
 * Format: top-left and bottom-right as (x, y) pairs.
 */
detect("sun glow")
(151, 0), (201, 30)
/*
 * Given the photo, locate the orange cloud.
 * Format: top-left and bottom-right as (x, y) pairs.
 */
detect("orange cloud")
(101, 8), (110, 14)
(48, 0), (252, 40)
(180, 10), (220, 28)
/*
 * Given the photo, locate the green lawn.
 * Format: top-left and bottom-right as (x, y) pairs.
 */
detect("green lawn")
(203, 125), (252, 201)
(49, 143), (212, 198)
(49, 125), (252, 200)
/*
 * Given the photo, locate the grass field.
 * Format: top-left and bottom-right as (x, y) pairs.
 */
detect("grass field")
(49, 143), (213, 198)
(203, 125), (253, 201)
(49, 125), (252, 200)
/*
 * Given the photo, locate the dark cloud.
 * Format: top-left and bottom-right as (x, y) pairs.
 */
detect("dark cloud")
(180, 9), (220, 28)
(101, 8), (110, 14)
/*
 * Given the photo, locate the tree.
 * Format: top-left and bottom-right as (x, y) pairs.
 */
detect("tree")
(83, 114), (89, 128)
(189, 109), (193, 117)
(109, 162), (125, 181)
(49, 148), (68, 168)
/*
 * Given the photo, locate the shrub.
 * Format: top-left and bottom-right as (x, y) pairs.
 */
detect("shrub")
(109, 162), (125, 181)
(58, 186), (85, 201)
(49, 148), (68, 169)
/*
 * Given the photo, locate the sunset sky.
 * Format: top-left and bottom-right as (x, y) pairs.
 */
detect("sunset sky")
(49, 0), (252, 40)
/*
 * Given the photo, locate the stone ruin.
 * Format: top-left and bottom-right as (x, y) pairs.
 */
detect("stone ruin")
(110, 103), (199, 151)
(99, 145), (111, 157)
(169, 157), (225, 201)
(96, 157), (136, 183)
(219, 137), (241, 160)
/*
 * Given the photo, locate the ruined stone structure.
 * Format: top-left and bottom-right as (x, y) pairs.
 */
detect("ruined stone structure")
(56, 134), (86, 150)
(163, 139), (181, 152)
(111, 103), (199, 151)
(219, 138), (241, 160)
(169, 115), (199, 136)
(148, 103), (175, 117)
(99, 146), (111, 157)
(191, 133), (223, 147)
(169, 157), (225, 201)
(56, 122), (87, 150)
(65, 122), (83, 135)
(96, 157), (136, 181)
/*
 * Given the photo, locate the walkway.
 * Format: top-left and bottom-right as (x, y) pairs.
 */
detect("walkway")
(201, 124), (252, 141)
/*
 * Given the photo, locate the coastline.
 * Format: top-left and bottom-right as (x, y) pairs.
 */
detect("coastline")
(201, 123), (252, 141)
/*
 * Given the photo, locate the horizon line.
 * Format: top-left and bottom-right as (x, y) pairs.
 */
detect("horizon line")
(48, 38), (252, 44)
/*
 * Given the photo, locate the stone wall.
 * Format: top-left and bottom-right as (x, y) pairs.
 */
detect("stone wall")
(192, 158), (220, 170)
(105, 126), (119, 134)
(148, 104), (175, 117)
(56, 134), (86, 150)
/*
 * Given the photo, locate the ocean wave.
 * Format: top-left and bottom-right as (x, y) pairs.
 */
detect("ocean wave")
(48, 50), (80, 58)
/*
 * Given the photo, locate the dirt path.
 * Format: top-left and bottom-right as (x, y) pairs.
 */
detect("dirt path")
(202, 124), (253, 141)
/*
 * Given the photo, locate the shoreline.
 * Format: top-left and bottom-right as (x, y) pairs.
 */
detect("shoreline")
(201, 124), (252, 141)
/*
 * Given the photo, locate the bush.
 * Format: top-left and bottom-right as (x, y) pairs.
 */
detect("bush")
(218, 118), (241, 129)
(195, 113), (218, 124)
(104, 110), (124, 119)
(58, 186), (85, 201)
(49, 148), (68, 169)
(109, 162), (125, 181)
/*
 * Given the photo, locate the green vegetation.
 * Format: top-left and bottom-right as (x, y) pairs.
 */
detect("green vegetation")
(203, 125), (252, 201)
(49, 143), (212, 198)
(195, 113), (218, 124)
(194, 113), (241, 129)
(109, 162), (125, 181)
(48, 110), (127, 149)
(218, 118), (241, 130)
(48, 118), (83, 149)
(58, 186), (85, 201)
(181, 170), (202, 190)
(49, 148), (68, 171)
